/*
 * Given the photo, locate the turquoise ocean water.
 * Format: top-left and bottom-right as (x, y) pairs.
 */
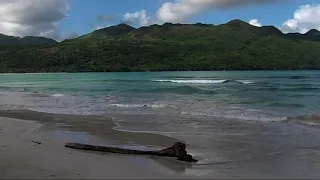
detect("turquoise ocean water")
(1, 71), (320, 177)
(1, 71), (319, 120)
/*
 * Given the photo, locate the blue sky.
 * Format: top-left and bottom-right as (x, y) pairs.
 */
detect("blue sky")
(59, 0), (320, 37)
(60, 0), (160, 35)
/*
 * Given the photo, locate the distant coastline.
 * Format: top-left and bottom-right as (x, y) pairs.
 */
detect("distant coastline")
(1, 69), (320, 74)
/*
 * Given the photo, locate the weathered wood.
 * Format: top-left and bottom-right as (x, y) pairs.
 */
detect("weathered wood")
(65, 142), (197, 162)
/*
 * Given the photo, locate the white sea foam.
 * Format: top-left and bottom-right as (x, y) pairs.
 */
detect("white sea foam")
(154, 79), (228, 84)
(155, 79), (256, 84)
(52, 93), (65, 97)
(236, 80), (256, 84)
(180, 110), (287, 122)
(300, 121), (320, 126)
(109, 103), (169, 108)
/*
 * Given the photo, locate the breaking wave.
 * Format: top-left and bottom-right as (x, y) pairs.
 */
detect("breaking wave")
(154, 79), (256, 84)
(109, 103), (172, 108)
(52, 93), (65, 97)
(144, 86), (215, 95)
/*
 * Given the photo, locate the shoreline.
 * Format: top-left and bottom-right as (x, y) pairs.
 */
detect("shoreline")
(1, 71), (320, 178)
(0, 116), (196, 179)
(0, 109), (179, 148)
(1, 69), (320, 74)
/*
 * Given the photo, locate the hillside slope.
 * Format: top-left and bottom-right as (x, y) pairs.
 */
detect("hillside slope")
(0, 20), (319, 72)
(0, 34), (57, 46)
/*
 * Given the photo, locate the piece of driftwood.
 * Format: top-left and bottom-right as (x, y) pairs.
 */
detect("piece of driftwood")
(65, 142), (197, 162)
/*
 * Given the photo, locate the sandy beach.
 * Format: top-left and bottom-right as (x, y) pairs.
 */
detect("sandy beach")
(0, 117), (193, 179)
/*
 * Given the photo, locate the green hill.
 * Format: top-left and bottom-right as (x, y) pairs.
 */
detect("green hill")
(79, 23), (136, 39)
(0, 20), (320, 73)
(286, 29), (320, 42)
(0, 34), (57, 46)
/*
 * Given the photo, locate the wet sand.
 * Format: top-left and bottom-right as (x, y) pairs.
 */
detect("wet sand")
(0, 117), (194, 179)
(0, 110), (179, 148)
(3, 110), (320, 179)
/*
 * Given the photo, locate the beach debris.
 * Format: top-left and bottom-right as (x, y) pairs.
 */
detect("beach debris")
(32, 141), (42, 145)
(65, 142), (197, 162)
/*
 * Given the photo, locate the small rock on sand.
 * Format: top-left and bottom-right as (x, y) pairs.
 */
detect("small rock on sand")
(32, 141), (42, 145)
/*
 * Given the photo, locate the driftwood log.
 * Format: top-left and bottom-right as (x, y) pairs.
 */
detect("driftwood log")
(65, 142), (197, 162)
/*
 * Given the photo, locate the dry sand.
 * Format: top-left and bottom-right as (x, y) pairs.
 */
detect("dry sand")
(0, 117), (192, 179)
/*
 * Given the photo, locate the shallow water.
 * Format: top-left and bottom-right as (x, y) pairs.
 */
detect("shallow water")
(1, 71), (320, 178)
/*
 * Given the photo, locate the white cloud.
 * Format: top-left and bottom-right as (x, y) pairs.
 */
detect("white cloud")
(123, 10), (151, 26)
(281, 4), (320, 34)
(249, 19), (262, 27)
(139, 10), (152, 26)
(123, 12), (140, 25)
(0, 0), (69, 39)
(156, 0), (283, 23)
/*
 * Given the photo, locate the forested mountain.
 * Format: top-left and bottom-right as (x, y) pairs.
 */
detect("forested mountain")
(0, 19), (320, 73)
(0, 34), (56, 46)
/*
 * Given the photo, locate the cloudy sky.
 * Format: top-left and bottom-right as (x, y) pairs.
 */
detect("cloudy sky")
(0, 0), (319, 40)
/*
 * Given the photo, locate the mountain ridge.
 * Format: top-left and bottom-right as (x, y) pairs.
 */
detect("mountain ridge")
(0, 34), (57, 46)
(0, 19), (320, 73)
(1, 20), (319, 45)
(72, 20), (320, 42)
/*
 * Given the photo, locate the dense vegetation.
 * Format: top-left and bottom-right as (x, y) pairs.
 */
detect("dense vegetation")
(0, 20), (320, 73)
(0, 34), (56, 46)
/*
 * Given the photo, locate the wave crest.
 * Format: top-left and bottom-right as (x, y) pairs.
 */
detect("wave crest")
(109, 103), (172, 109)
(145, 86), (215, 95)
(52, 93), (65, 97)
(154, 79), (256, 84)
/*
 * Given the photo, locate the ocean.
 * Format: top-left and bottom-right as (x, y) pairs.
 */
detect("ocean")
(1, 71), (320, 178)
